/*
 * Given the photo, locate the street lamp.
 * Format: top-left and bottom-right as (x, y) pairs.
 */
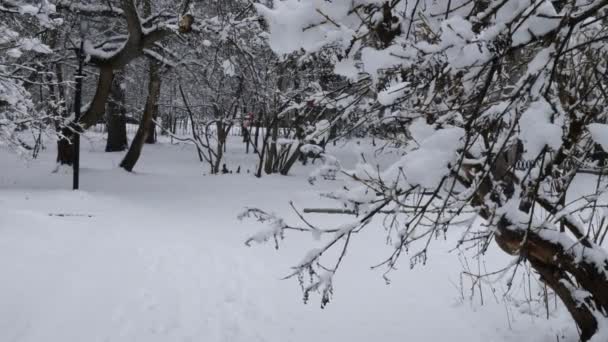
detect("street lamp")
(73, 20), (87, 190)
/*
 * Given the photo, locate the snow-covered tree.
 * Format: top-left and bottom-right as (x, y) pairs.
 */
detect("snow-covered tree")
(0, 0), (58, 153)
(243, 1), (608, 340)
(159, 0), (345, 175)
(45, 0), (195, 168)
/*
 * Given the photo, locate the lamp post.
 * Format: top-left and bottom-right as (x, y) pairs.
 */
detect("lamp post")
(73, 21), (87, 190)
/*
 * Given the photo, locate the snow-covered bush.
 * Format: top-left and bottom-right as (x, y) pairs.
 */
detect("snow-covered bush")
(244, 1), (608, 340)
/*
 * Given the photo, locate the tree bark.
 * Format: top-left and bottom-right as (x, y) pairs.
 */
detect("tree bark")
(144, 76), (160, 144)
(105, 71), (128, 152)
(120, 62), (161, 171)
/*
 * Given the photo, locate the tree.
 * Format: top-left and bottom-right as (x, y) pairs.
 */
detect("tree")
(105, 70), (129, 152)
(0, 0), (57, 154)
(119, 0), (166, 171)
(53, 0), (194, 166)
(243, 1), (608, 340)
(120, 61), (161, 171)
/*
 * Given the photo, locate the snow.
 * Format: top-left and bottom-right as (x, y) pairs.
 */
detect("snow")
(84, 39), (127, 61)
(333, 59), (359, 80)
(144, 49), (177, 68)
(518, 99), (562, 159)
(305, 119), (331, 144)
(222, 59), (236, 76)
(254, 1), (347, 54)
(19, 4), (40, 15)
(440, 16), (481, 68)
(590, 311), (608, 342)
(3, 37), (52, 59)
(377, 82), (410, 106)
(511, 1), (560, 46)
(408, 118), (436, 143)
(588, 123), (608, 151)
(18, 37), (52, 54)
(360, 45), (411, 82)
(0, 26), (19, 44)
(0, 132), (576, 341)
(522, 46), (555, 97)
(276, 138), (298, 146)
(379, 126), (465, 189)
(6, 48), (22, 58)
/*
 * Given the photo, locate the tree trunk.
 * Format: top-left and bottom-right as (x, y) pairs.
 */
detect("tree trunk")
(120, 62), (161, 171)
(212, 121), (225, 174)
(51, 63), (70, 164)
(493, 218), (605, 341)
(57, 66), (115, 165)
(467, 143), (608, 342)
(57, 131), (74, 165)
(279, 143), (302, 175)
(254, 119), (260, 151)
(256, 133), (267, 178)
(145, 86), (159, 144)
(46, 31), (70, 165)
(143, 0), (158, 145)
(105, 71), (128, 152)
(264, 120), (279, 174)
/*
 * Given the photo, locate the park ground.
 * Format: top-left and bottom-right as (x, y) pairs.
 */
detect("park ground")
(0, 131), (575, 341)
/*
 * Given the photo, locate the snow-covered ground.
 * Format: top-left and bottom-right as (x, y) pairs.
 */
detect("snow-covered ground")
(0, 133), (575, 341)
